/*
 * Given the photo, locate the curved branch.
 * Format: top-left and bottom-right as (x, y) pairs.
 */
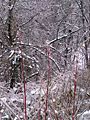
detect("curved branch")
(14, 42), (61, 72)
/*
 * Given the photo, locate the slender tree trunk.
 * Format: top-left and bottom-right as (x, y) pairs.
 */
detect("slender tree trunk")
(88, 0), (90, 69)
(8, 0), (18, 88)
(8, 0), (13, 46)
(80, 0), (89, 68)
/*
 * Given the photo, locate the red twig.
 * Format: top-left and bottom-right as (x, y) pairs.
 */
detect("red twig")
(38, 93), (41, 120)
(60, 116), (63, 120)
(23, 69), (27, 120)
(72, 60), (78, 120)
(19, 30), (27, 120)
(38, 109), (41, 120)
(44, 45), (51, 120)
(51, 106), (58, 120)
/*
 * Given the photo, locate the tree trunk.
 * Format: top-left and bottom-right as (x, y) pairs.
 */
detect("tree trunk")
(8, 0), (13, 46)
(80, 0), (89, 68)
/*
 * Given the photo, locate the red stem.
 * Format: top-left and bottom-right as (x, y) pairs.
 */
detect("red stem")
(72, 61), (78, 120)
(38, 109), (41, 120)
(45, 46), (51, 120)
(19, 31), (27, 120)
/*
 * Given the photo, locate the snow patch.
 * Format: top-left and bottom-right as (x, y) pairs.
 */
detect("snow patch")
(9, 50), (14, 58)
(79, 110), (90, 120)
(1, 97), (7, 102)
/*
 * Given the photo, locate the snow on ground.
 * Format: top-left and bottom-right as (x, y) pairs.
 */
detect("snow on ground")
(0, 70), (89, 119)
(79, 110), (90, 120)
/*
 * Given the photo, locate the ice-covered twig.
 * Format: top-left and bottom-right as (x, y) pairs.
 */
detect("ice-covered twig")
(33, 46), (61, 72)
(0, 98), (21, 120)
(48, 26), (90, 45)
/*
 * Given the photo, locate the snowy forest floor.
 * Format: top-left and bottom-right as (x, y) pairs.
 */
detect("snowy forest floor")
(0, 70), (90, 120)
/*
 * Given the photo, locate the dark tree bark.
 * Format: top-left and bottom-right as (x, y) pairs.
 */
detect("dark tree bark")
(7, 0), (19, 88)
(8, 0), (13, 46)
